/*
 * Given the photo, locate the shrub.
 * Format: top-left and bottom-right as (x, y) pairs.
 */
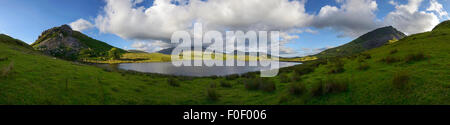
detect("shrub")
(294, 66), (315, 76)
(311, 77), (349, 96)
(244, 78), (276, 92)
(328, 59), (345, 74)
(289, 82), (306, 96)
(357, 63), (370, 71)
(1, 62), (14, 77)
(259, 79), (276, 92)
(360, 53), (371, 59)
(209, 82), (217, 88)
(167, 78), (180, 87)
(0, 57), (8, 62)
(405, 52), (426, 63)
(392, 71), (410, 89)
(206, 87), (219, 101)
(244, 78), (260, 90)
(225, 74), (240, 80)
(323, 78), (349, 93)
(390, 49), (398, 54)
(279, 73), (290, 83)
(311, 83), (324, 97)
(381, 56), (400, 64)
(220, 81), (232, 88)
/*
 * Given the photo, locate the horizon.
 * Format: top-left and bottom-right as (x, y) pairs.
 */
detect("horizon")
(0, 0), (449, 57)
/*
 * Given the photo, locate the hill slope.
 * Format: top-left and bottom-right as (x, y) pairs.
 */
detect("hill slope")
(31, 25), (126, 60)
(315, 26), (406, 58)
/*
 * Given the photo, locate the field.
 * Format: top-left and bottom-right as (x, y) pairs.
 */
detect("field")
(0, 25), (449, 105)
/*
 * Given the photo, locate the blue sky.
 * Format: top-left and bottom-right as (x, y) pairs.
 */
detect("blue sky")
(0, 0), (448, 57)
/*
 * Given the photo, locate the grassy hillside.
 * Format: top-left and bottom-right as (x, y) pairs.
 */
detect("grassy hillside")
(315, 26), (406, 58)
(0, 22), (448, 104)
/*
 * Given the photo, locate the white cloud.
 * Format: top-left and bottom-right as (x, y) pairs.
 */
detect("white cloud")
(69, 19), (94, 31)
(131, 40), (170, 52)
(94, 0), (313, 41)
(427, 0), (449, 19)
(313, 0), (381, 37)
(384, 0), (440, 35)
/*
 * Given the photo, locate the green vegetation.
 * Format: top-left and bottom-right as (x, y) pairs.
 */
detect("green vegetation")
(0, 21), (449, 105)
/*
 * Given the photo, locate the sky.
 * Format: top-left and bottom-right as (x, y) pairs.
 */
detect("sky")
(0, 0), (448, 57)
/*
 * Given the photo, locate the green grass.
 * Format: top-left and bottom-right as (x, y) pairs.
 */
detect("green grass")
(0, 23), (449, 105)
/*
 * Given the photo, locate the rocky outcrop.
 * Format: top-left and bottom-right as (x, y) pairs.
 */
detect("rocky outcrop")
(32, 25), (86, 60)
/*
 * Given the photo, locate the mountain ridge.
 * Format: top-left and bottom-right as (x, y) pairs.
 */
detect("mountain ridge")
(314, 26), (406, 58)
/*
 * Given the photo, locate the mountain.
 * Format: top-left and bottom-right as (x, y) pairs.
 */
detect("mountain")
(315, 26), (406, 58)
(31, 25), (126, 60)
(157, 47), (208, 55)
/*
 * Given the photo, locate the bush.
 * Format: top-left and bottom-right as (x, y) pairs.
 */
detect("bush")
(294, 66), (315, 76)
(392, 71), (410, 89)
(279, 73), (290, 83)
(381, 56), (400, 64)
(405, 52), (426, 63)
(209, 82), (217, 88)
(357, 63), (370, 71)
(311, 83), (324, 97)
(289, 82), (306, 96)
(220, 81), (232, 88)
(206, 87), (220, 101)
(225, 74), (240, 80)
(1, 62), (14, 77)
(328, 59), (345, 74)
(244, 78), (260, 90)
(167, 78), (180, 87)
(311, 77), (349, 96)
(244, 78), (276, 92)
(360, 53), (371, 59)
(0, 57), (8, 62)
(259, 79), (276, 92)
(390, 49), (398, 54)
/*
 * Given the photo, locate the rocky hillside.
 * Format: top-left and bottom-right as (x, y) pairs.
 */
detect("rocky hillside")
(315, 26), (406, 58)
(31, 25), (126, 60)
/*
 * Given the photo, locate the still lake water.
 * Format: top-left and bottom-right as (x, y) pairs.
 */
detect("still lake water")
(98, 61), (300, 77)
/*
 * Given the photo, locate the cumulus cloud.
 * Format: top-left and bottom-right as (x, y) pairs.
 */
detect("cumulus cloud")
(313, 0), (381, 37)
(94, 0), (313, 41)
(131, 40), (170, 52)
(384, 0), (440, 34)
(427, 0), (449, 19)
(69, 19), (94, 31)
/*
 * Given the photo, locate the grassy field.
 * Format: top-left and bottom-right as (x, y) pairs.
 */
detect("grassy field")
(0, 22), (449, 105)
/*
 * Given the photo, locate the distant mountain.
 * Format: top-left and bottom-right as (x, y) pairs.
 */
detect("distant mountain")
(31, 25), (126, 60)
(315, 26), (406, 58)
(128, 49), (148, 53)
(157, 47), (208, 55)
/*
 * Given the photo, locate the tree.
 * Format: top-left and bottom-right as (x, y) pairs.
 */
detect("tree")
(108, 48), (121, 60)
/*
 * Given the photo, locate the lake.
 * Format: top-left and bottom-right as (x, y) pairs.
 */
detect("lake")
(97, 60), (300, 77)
